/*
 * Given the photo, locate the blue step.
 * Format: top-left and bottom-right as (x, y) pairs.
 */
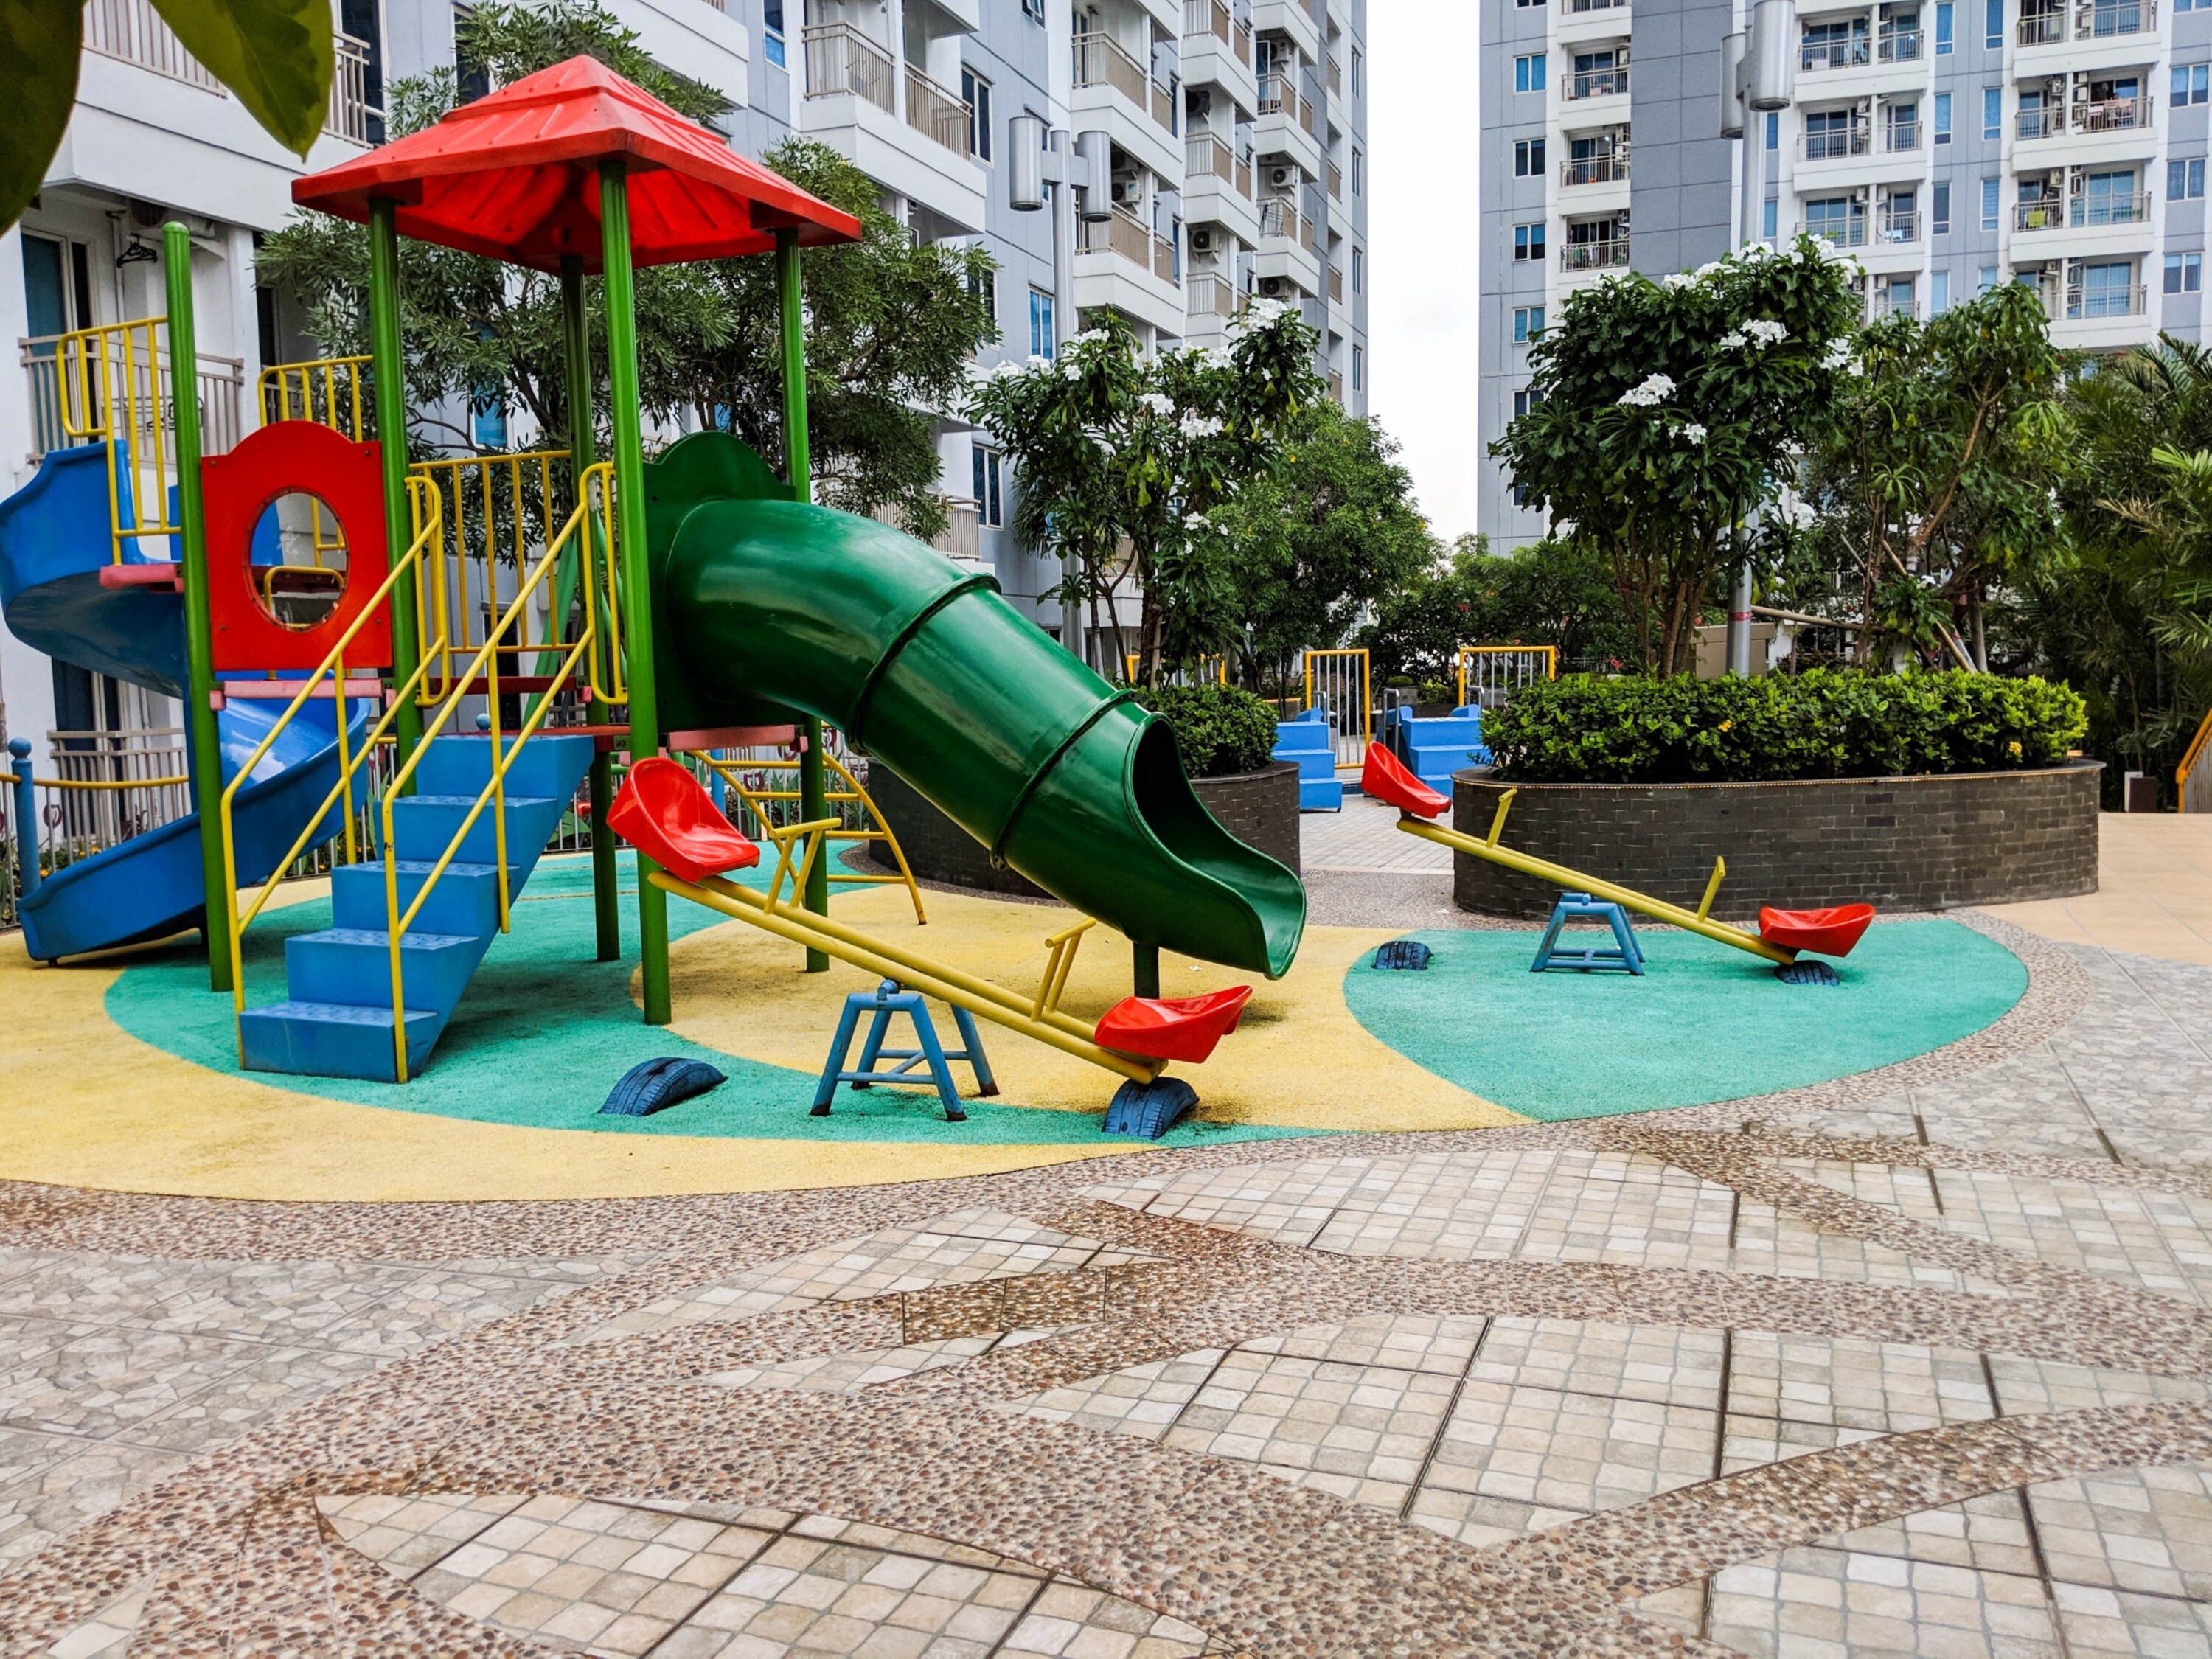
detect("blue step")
(238, 1000), (446, 1082)
(239, 729), (594, 1082)
(285, 926), (486, 1011)
(1299, 777), (1345, 811)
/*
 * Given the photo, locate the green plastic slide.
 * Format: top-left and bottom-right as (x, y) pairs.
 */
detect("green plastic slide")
(639, 432), (1304, 978)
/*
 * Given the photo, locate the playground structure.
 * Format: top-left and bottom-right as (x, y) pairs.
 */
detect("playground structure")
(0, 58), (1302, 1121)
(1458, 644), (1557, 710)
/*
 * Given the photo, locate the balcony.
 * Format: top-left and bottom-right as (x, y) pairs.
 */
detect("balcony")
(1260, 196), (1315, 250)
(1561, 237), (1631, 270)
(1883, 119), (1921, 152)
(1328, 161), (1343, 198)
(2073, 189), (2153, 226)
(1563, 0), (1629, 10)
(804, 22), (896, 114)
(2014, 198), (2065, 232)
(1802, 125), (1871, 160)
(1328, 265), (1343, 301)
(1871, 291), (1919, 319)
(932, 500), (981, 560)
(2067, 280), (2148, 318)
(1875, 208), (1920, 243)
(1564, 147), (1630, 184)
(2078, 0), (2154, 36)
(83, 0), (222, 91)
(1877, 24), (1923, 59)
(1186, 0), (1253, 66)
(2018, 5), (2065, 42)
(905, 64), (973, 156)
(1187, 132), (1253, 196)
(1801, 36), (1871, 71)
(1800, 215), (1868, 248)
(1328, 370), (1345, 403)
(1074, 32), (1177, 133)
(2017, 105), (2062, 138)
(1327, 54), (1341, 93)
(2076, 95), (2152, 133)
(327, 33), (379, 144)
(1567, 65), (1630, 99)
(1189, 273), (1239, 317)
(1079, 206), (1155, 268)
(1259, 71), (1317, 135)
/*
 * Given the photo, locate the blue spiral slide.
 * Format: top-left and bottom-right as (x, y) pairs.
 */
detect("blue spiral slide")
(0, 443), (361, 961)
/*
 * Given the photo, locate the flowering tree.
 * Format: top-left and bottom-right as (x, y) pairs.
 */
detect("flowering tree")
(967, 302), (1322, 683)
(1491, 237), (1862, 673)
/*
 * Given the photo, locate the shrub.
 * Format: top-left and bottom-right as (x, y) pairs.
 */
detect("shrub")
(1136, 682), (1282, 778)
(1483, 669), (2088, 783)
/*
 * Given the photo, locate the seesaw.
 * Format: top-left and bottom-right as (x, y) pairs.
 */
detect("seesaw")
(1358, 744), (1875, 969)
(605, 759), (1251, 1135)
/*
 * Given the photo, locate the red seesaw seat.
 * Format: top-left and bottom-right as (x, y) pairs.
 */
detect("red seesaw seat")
(607, 757), (762, 882)
(1095, 985), (1253, 1064)
(1360, 742), (1450, 819)
(1759, 904), (1876, 959)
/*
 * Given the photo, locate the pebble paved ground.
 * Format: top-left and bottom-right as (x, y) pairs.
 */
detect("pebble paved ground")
(5, 813), (2212, 1658)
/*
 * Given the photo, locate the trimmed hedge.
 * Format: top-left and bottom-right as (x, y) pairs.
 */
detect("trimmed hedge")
(1483, 669), (2089, 784)
(1135, 682), (1282, 778)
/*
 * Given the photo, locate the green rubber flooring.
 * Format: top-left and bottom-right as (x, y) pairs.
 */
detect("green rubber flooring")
(1340, 919), (2027, 1121)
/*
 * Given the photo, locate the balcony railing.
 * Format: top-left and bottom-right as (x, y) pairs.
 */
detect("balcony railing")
(1187, 133), (1253, 197)
(327, 32), (379, 143)
(1564, 0), (1629, 11)
(83, 0), (223, 90)
(1328, 370), (1344, 403)
(1079, 206), (1175, 282)
(1075, 31), (1174, 131)
(1871, 291), (1919, 319)
(2079, 0), (2154, 35)
(20, 332), (243, 465)
(1877, 24), (1923, 59)
(1801, 35), (1871, 69)
(2018, 7), (2065, 41)
(1259, 71), (1303, 125)
(1155, 226), (1178, 282)
(1187, 0), (1233, 51)
(1567, 65), (1630, 98)
(1563, 148), (1630, 184)
(1259, 196), (1314, 249)
(1328, 161), (1343, 198)
(1803, 125), (1870, 159)
(1800, 215), (1868, 248)
(804, 22), (895, 114)
(2067, 280), (2148, 318)
(1328, 265), (1343, 301)
(2074, 189), (2153, 226)
(2076, 95), (2152, 132)
(1883, 119), (1921, 152)
(1189, 273), (1239, 317)
(2017, 105), (2062, 138)
(905, 63), (973, 155)
(1562, 238), (1631, 270)
(933, 500), (981, 560)
(1876, 209), (1920, 243)
(2014, 198), (2065, 231)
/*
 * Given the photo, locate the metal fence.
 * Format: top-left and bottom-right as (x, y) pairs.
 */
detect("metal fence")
(1457, 644), (1559, 710)
(1302, 648), (1371, 772)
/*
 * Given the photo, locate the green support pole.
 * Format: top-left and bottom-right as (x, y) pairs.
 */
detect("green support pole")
(1133, 942), (1161, 1000)
(164, 223), (231, 992)
(778, 229), (830, 973)
(366, 199), (424, 776)
(600, 164), (670, 1023)
(560, 255), (620, 963)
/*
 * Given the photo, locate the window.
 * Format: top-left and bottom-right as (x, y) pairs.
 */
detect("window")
(454, 4), (490, 102)
(961, 69), (992, 161)
(1978, 265), (1997, 293)
(1935, 0), (1954, 50)
(2171, 158), (2207, 199)
(1352, 147), (1363, 194)
(1351, 245), (1363, 292)
(972, 444), (1004, 527)
(1981, 86), (2001, 139)
(2174, 63), (2211, 105)
(1980, 175), (2000, 230)
(1932, 270), (1951, 313)
(762, 0), (785, 66)
(1028, 288), (1055, 358)
(1514, 53), (1547, 92)
(1022, 0), (1045, 18)
(1933, 180), (1951, 232)
(1351, 47), (1363, 94)
(1984, 0), (2001, 44)
(1935, 91), (1952, 142)
(1512, 305), (1545, 343)
(473, 397), (507, 450)
(1763, 197), (1778, 237)
(1513, 387), (1537, 419)
(1514, 221), (1547, 260)
(1766, 111), (1780, 149)
(2075, 260), (2137, 319)
(1514, 138), (1547, 177)
(1352, 345), (1363, 391)
(2168, 252), (2205, 291)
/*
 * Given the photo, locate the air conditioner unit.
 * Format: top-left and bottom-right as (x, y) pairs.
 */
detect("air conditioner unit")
(1268, 164), (1296, 189)
(1112, 177), (1142, 204)
(1259, 276), (1287, 297)
(1191, 227), (1217, 253)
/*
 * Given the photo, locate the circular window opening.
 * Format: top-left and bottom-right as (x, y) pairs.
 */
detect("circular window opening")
(250, 490), (349, 631)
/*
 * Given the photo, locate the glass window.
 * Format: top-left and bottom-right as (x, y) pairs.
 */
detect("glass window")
(972, 444), (1004, 526)
(1932, 270), (1951, 312)
(1982, 86), (2001, 139)
(1513, 388), (1535, 419)
(2166, 252), (2205, 291)
(1352, 345), (1363, 391)
(1512, 306), (1545, 343)
(2170, 159), (2207, 199)
(1023, 0), (1044, 18)
(762, 0), (785, 66)
(2076, 261), (2135, 318)
(1980, 176), (2000, 229)
(961, 69), (992, 161)
(1514, 222), (1546, 260)
(1515, 53), (1547, 92)
(2199, 64), (2211, 102)
(1935, 91), (1952, 141)
(1933, 181), (1951, 232)
(1351, 48), (1363, 94)
(1984, 0), (2001, 44)
(1029, 288), (1054, 358)
(1935, 0), (1954, 49)
(1352, 246), (1363, 291)
(20, 234), (69, 338)
(1978, 265), (1997, 293)
(1763, 197), (1778, 237)
(1766, 111), (1779, 149)
(1515, 139), (1545, 177)
(1352, 147), (1363, 193)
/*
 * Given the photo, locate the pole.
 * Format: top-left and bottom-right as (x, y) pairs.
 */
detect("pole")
(1133, 941), (1161, 998)
(777, 229), (832, 973)
(1726, 73), (1761, 679)
(163, 223), (233, 991)
(1051, 138), (1080, 656)
(7, 739), (35, 904)
(366, 200), (425, 773)
(599, 163), (671, 1023)
(560, 254), (621, 963)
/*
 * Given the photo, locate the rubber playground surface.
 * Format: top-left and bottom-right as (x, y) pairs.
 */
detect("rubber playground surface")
(0, 852), (2027, 1200)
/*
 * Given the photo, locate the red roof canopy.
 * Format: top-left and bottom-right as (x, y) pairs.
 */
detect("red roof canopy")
(291, 56), (861, 271)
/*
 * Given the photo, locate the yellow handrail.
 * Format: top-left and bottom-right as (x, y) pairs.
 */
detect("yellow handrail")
(7, 773), (189, 790)
(1456, 644), (1559, 709)
(376, 464), (609, 1081)
(2179, 706), (2212, 798)
(220, 479), (445, 1040)
(687, 748), (927, 923)
(49, 318), (174, 563)
(258, 355), (371, 440)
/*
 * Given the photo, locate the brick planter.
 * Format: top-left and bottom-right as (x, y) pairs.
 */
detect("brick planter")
(1450, 762), (2102, 920)
(867, 760), (1301, 897)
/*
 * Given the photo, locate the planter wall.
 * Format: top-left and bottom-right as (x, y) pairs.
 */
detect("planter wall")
(867, 759), (1302, 897)
(1450, 762), (2101, 920)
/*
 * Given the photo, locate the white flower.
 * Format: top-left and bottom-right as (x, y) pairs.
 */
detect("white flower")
(1184, 512), (1209, 529)
(1820, 338), (1854, 372)
(1618, 372), (1677, 407)
(1743, 319), (1787, 347)
(1179, 412), (1224, 438)
(1661, 272), (1697, 291)
(1062, 361), (1085, 380)
(1681, 422), (1708, 444)
(1138, 392), (1174, 417)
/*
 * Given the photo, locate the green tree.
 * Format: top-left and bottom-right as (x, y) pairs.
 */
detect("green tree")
(1360, 534), (1636, 688)
(1211, 404), (1433, 693)
(1492, 238), (1862, 674)
(966, 302), (1323, 683)
(7, 0), (333, 230)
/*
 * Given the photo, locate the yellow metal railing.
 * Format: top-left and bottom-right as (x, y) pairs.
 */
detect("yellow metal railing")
(2180, 706), (2212, 811)
(259, 355), (371, 440)
(220, 478), (444, 1034)
(1457, 644), (1558, 709)
(1303, 647), (1371, 773)
(688, 747), (927, 923)
(376, 462), (609, 1080)
(52, 318), (174, 563)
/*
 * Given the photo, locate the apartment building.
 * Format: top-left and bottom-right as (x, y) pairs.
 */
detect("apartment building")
(1, 0), (1369, 771)
(1478, 0), (2207, 548)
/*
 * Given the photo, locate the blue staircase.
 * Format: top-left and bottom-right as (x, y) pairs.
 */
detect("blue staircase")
(1273, 709), (1343, 811)
(237, 732), (594, 1081)
(1387, 703), (1492, 796)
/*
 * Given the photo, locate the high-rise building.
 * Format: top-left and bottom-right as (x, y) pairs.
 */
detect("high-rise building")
(2, 0), (1369, 776)
(1479, 0), (2199, 549)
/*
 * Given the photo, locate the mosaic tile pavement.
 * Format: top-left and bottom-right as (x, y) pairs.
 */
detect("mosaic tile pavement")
(5, 917), (2212, 1655)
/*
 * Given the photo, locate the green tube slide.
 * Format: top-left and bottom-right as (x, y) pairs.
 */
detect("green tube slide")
(640, 431), (1304, 979)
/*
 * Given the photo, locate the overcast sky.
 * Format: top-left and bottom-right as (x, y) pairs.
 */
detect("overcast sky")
(1367, 0), (1484, 546)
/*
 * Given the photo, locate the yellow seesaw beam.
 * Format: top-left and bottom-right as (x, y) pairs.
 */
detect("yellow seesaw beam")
(1392, 792), (1796, 967)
